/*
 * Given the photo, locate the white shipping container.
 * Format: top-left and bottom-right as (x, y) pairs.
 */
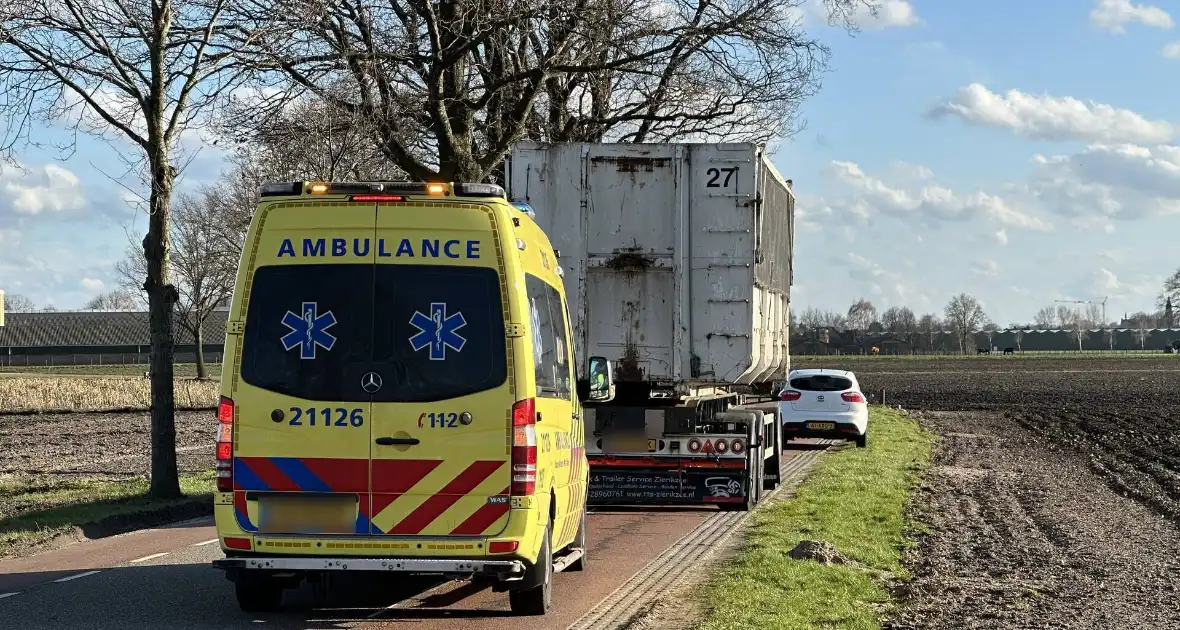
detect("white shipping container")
(506, 142), (794, 389)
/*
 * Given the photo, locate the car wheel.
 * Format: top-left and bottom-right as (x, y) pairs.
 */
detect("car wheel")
(509, 520), (553, 615)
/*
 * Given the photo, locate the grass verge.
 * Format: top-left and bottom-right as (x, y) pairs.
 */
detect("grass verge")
(0, 376), (220, 414)
(0, 471), (215, 557)
(697, 407), (934, 630)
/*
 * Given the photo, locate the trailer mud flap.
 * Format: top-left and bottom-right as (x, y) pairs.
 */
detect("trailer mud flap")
(587, 467), (747, 505)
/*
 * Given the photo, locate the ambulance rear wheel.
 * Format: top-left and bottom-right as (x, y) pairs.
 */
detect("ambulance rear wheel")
(509, 520), (553, 615)
(235, 575), (283, 613)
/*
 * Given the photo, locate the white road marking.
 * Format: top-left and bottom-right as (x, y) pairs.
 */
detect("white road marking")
(193, 538), (219, 547)
(0, 592), (19, 599)
(129, 552), (169, 564)
(52, 570), (101, 583)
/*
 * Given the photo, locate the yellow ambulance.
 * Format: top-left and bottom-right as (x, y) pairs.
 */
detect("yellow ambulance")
(211, 181), (611, 615)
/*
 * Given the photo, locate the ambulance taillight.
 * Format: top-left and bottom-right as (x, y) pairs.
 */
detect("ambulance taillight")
(511, 398), (537, 496)
(215, 396), (234, 492)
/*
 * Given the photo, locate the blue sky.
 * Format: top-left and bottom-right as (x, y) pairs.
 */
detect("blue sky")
(3, 0), (1180, 326)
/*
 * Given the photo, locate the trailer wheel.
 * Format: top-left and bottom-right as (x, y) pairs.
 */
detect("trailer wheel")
(763, 419), (782, 491)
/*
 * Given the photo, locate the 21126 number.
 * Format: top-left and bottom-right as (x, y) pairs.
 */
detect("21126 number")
(288, 407), (364, 427)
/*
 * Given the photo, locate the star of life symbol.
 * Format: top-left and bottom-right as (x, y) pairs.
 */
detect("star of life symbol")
(409, 302), (467, 360)
(280, 302), (338, 360)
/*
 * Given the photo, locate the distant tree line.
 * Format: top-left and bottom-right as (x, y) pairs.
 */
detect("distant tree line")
(795, 294), (1180, 354)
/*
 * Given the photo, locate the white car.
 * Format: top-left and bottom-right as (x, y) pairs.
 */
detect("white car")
(776, 369), (869, 448)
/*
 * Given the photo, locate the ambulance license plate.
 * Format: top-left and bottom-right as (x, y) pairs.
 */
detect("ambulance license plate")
(807, 422), (836, 430)
(257, 494), (357, 534)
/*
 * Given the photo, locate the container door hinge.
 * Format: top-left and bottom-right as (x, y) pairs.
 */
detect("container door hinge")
(228, 321), (245, 335)
(505, 323), (525, 338)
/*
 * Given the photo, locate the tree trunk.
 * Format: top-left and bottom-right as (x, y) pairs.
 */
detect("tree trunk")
(145, 156), (181, 500)
(195, 323), (206, 380)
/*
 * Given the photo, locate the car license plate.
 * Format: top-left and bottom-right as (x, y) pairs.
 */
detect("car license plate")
(807, 422), (836, 430)
(257, 494), (357, 534)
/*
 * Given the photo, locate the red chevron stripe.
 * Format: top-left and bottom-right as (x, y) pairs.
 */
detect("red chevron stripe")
(299, 457), (369, 493)
(234, 490), (248, 515)
(237, 457), (299, 491)
(385, 461), (505, 535)
(371, 459), (443, 493)
(370, 459), (445, 520)
(450, 486), (511, 535)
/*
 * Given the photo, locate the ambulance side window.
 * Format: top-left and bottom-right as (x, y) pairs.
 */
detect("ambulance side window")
(525, 274), (572, 400)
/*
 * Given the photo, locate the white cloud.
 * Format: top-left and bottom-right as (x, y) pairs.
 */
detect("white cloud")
(1025, 143), (1180, 221)
(0, 163), (87, 217)
(926, 84), (1179, 144)
(972, 259), (1001, 278)
(1163, 41), (1180, 58)
(994, 229), (1009, 245)
(865, 0), (922, 29)
(1090, 0), (1173, 33)
(80, 277), (105, 292)
(796, 0), (921, 30)
(825, 160), (1051, 230)
(839, 252), (928, 309)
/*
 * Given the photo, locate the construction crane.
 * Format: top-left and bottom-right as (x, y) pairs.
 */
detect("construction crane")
(1055, 297), (1108, 328)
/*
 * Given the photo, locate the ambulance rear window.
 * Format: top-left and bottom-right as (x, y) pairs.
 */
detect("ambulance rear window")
(240, 263), (507, 402)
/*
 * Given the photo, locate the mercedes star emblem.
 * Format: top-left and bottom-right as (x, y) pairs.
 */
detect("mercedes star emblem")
(360, 372), (383, 393)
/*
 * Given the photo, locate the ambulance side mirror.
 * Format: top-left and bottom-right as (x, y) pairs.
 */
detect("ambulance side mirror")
(587, 356), (615, 402)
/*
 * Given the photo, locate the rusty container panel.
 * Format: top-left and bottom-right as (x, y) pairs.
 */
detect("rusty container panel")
(506, 142), (794, 388)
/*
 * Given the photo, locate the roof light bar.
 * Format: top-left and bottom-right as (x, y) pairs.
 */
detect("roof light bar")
(260, 182), (301, 197)
(457, 182), (507, 198)
(349, 194), (407, 202)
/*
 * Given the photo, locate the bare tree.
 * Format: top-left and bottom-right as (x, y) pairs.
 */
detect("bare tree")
(2, 293), (35, 312)
(0, 0), (269, 499)
(944, 293), (988, 354)
(1033, 306), (1057, 329)
(118, 188), (238, 379)
(1103, 326), (1115, 351)
(1134, 313), (1153, 349)
(846, 298), (876, 343)
(918, 313), (940, 352)
(224, 0), (877, 181)
(1160, 267), (1180, 313)
(1056, 305), (1075, 329)
(982, 322), (999, 351)
(84, 290), (138, 311)
(1013, 328), (1025, 351)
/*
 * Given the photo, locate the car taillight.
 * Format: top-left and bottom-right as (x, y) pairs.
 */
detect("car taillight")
(714, 439), (729, 454)
(842, 391), (866, 404)
(216, 396), (234, 492)
(687, 438), (702, 453)
(731, 439), (745, 454)
(780, 390), (801, 401)
(511, 398), (537, 496)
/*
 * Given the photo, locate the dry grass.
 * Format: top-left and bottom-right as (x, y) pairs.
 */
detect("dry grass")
(0, 377), (220, 413)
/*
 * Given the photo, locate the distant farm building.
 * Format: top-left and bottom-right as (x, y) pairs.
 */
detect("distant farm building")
(0, 309), (228, 366)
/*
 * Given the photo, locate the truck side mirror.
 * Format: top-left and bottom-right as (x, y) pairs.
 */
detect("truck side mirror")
(587, 356), (615, 402)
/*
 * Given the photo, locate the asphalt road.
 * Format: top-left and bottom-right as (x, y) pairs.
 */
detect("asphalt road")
(0, 447), (818, 629)
(0, 505), (711, 629)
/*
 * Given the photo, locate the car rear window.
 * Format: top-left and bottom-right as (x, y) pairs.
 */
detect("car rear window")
(240, 263), (507, 402)
(789, 375), (853, 392)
